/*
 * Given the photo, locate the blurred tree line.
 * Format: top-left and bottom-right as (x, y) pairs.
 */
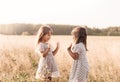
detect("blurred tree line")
(0, 23), (120, 36)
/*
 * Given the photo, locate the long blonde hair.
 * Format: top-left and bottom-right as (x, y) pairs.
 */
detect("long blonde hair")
(35, 25), (53, 47)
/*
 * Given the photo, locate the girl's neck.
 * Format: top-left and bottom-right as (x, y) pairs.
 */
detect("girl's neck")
(41, 41), (47, 43)
(74, 42), (83, 45)
(41, 40), (48, 43)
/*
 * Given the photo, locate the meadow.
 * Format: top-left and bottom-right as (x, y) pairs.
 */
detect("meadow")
(0, 35), (120, 82)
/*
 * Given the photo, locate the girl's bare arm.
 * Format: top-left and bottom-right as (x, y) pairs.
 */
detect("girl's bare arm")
(67, 44), (79, 60)
(41, 48), (50, 57)
(53, 42), (60, 56)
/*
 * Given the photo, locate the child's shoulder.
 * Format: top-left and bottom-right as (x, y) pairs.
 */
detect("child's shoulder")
(39, 42), (44, 45)
(74, 42), (83, 47)
(72, 43), (86, 53)
(37, 42), (46, 47)
(73, 42), (85, 50)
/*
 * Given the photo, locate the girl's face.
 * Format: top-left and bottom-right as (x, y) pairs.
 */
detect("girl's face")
(72, 33), (78, 43)
(42, 31), (52, 42)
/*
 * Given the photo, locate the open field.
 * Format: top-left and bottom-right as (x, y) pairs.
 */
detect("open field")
(0, 35), (120, 82)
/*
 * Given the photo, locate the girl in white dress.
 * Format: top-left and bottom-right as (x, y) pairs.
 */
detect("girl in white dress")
(35, 25), (60, 81)
(67, 27), (89, 82)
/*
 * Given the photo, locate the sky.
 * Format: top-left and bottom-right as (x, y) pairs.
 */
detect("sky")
(0, 0), (120, 28)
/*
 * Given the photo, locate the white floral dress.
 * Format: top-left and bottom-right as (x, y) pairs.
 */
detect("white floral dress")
(69, 42), (89, 82)
(35, 42), (60, 80)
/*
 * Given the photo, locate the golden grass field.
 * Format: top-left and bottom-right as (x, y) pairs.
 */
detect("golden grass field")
(0, 35), (120, 82)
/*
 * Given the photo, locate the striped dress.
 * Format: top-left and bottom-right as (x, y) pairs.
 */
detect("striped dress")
(69, 42), (89, 82)
(35, 42), (60, 80)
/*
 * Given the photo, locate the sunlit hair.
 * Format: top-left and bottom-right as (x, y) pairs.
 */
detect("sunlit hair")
(35, 25), (53, 47)
(71, 26), (88, 51)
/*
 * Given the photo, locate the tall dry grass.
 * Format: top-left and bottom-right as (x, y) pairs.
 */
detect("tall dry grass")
(0, 35), (120, 82)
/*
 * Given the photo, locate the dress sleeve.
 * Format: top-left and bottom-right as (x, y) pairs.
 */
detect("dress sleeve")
(35, 43), (45, 54)
(73, 44), (82, 55)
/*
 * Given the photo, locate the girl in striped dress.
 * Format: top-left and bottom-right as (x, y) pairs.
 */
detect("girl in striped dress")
(35, 25), (60, 81)
(67, 27), (89, 82)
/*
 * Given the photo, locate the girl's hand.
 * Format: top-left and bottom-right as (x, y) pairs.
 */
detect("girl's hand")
(56, 42), (60, 49)
(41, 43), (51, 57)
(47, 43), (51, 50)
(67, 44), (79, 60)
(52, 42), (60, 56)
(67, 43), (72, 51)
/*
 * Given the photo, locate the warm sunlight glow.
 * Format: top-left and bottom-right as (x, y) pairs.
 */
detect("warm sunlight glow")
(0, 0), (120, 28)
